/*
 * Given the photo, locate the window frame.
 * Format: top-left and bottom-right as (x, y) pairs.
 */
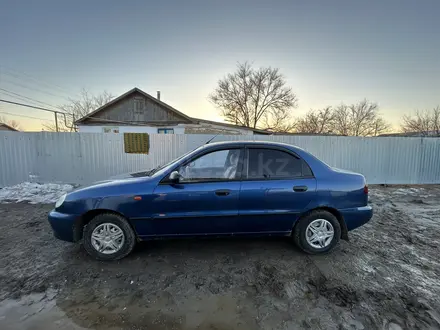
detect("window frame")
(134, 97), (145, 114)
(160, 146), (245, 184)
(102, 126), (119, 133)
(243, 145), (314, 181)
(157, 128), (174, 134)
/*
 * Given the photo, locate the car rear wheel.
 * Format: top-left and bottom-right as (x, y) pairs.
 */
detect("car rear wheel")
(293, 210), (341, 254)
(83, 213), (136, 260)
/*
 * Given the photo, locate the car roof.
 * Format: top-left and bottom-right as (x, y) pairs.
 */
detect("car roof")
(204, 140), (299, 149)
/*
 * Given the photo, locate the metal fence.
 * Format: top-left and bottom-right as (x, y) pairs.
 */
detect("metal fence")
(1, 132), (440, 187)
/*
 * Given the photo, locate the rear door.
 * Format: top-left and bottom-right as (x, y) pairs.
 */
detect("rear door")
(237, 146), (317, 234)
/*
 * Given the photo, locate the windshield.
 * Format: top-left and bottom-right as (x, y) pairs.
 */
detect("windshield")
(150, 145), (205, 178)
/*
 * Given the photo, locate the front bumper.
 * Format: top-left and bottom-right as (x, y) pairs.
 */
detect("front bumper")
(48, 210), (78, 242)
(340, 205), (373, 231)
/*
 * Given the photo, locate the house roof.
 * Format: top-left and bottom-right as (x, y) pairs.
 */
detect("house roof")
(75, 87), (195, 125)
(191, 118), (271, 135)
(75, 87), (271, 134)
(0, 123), (19, 131)
(379, 130), (440, 137)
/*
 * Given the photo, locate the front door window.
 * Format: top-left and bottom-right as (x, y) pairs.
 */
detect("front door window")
(178, 149), (242, 182)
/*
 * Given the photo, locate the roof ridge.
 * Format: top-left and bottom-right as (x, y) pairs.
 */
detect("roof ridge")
(75, 87), (195, 124)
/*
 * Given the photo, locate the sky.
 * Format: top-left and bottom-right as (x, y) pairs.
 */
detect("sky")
(0, 0), (439, 131)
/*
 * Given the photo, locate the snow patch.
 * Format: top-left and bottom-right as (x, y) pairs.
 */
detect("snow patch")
(392, 188), (433, 197)
(0, 182), (74, 204)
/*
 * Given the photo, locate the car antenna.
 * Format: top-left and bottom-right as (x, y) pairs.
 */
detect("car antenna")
(205, 133), (220, 144)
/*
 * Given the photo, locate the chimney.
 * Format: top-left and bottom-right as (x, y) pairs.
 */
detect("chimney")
(157, 90), (161, 101)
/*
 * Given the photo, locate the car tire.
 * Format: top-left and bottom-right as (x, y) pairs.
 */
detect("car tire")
(293, 210), (341, 254)
(83, 213), (137, 261)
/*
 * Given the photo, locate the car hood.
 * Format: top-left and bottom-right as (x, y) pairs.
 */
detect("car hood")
(109, 170), (153, 180)
(74, 170), (154, 191)
(67, 175), (156, 199)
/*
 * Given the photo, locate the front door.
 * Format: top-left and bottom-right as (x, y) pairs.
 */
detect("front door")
(148, 148), (244, 236)
(238, 147), (317, 234)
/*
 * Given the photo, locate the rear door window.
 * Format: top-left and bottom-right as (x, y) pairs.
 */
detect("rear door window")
(247, 148), (312, 179)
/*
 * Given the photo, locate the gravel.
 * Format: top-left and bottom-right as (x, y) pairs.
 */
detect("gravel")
(0, 185), (439, 330)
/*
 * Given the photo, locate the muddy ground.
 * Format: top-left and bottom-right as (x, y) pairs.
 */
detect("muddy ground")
(0, 186), (439, 330)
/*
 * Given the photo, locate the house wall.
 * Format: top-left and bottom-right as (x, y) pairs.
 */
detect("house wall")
(78, 125), (186, 134)
(78, 123), (254, 135)
(81, 91), (190, 124)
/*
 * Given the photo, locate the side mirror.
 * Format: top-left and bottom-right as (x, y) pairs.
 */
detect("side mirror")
(169, 170), (182, 183)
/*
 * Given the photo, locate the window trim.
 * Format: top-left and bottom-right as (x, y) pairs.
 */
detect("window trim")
(242, 145), (315, 181)
(159, 146), (245, 185)
(134, 97), (145, 114)
(102, 126), (119, 133)
(157, 128), (174, 134)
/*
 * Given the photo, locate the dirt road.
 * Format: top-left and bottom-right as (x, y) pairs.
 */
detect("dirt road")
(0, 186), (439, 330)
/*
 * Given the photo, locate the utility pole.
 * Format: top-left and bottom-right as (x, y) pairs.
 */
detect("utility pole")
(72, 114), (76, 132)
(54, 112), (59, 132)
(0, 99), (72, 131)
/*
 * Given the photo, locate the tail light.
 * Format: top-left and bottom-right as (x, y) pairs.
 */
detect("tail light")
(364, 184), (369, 194)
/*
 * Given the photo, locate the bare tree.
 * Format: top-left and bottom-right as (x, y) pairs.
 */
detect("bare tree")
(371, 117), (391, 137)
(295, 106), (335, 134)
(43, 89), (114, 131)
(401, 106), (440, 136)
(0, 116), (21, 130)
(331, 100), (390, 136)
(209, 62), (298, 130)
(293, 101), (389, 136)
(261, 106), (297, 132)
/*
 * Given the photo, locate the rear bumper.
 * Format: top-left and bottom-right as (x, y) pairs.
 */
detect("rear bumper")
(340, 205), (373, 231)
(48, 210), (78, 242)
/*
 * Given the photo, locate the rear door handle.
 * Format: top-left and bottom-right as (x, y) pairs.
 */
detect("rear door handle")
(293, 185), (308, 192)
(215, 189), (231, 196)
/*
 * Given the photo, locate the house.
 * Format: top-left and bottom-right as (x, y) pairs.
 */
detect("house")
(75, 88), (269, 135)
(379, 131), (440, 137)
(0, 123), (19, 131)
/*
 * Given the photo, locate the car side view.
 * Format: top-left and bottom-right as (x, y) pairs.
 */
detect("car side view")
(48, 141), (373, 260)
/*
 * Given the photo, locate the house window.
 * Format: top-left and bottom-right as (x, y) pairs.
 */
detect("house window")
(103, 126), (120, 133)
(158, 128), (174, 134)
(134, 98), (145, 114)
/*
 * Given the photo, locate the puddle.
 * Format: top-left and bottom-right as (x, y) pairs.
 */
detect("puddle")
(0, 288), (254, 330)
(0, 290), (85, 330)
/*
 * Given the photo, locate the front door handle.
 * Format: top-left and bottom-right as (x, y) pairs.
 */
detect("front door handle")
(215, 189), (231, 196)
(293, 185), (308, 192)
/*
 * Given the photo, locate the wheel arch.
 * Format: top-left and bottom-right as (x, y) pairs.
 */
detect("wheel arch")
(296, 206), (349, 241)
(73, 209), (137, 242)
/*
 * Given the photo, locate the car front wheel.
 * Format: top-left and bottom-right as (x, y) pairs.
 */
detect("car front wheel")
(293, 210), (341, 254)
(83, 213), (136, 260)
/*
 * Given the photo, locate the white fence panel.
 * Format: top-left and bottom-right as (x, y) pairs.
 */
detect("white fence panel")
(1, 132), (439, 187)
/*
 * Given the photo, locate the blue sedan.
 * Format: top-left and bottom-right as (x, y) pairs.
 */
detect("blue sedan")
(48, 141), (372, 260)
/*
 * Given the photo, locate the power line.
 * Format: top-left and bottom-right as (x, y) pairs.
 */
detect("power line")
(0, 111), (53, 122)
(0, 99), (163, 129)
(0, 99), (71, 132)
(0, 91), (41, 108)
(2, 79), (71, 102)
(1, 67), (76, 98)
(0, 99), (66, 114)
(0, 88), (60, 110)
